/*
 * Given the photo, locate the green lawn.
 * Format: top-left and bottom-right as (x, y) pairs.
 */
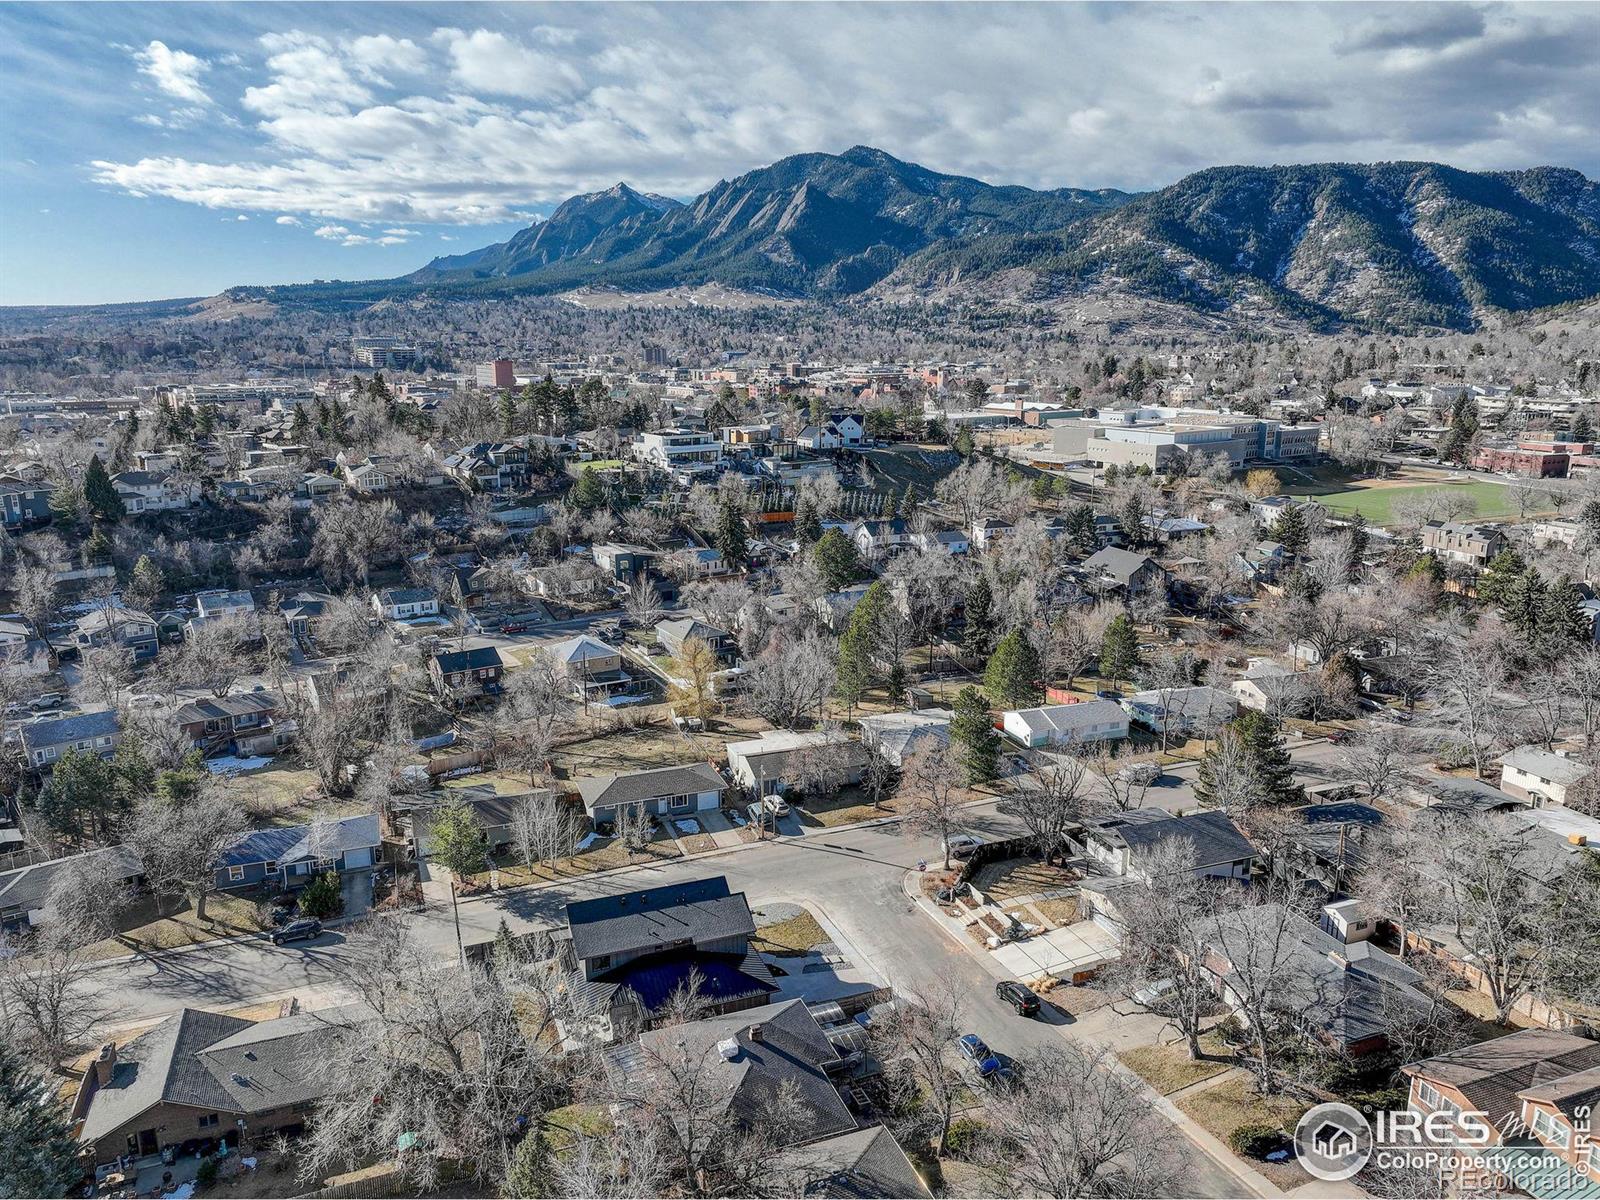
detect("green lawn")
(1307, 480), (1529, 525)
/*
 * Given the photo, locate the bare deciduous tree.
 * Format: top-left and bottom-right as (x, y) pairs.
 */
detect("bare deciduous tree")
(741, 633), (836, 729)
(125, 788), (246, 921)
(864, 971), (969, 1157)
(898, 742), (966, 869)
(1003, 752), (1094, 859)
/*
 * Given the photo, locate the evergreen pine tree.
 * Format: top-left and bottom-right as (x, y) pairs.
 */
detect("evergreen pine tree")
(1062, 503), (1099, 556)
(1478, 549), (1528, 608)
(1269, 504), (1309, 555)
(1099, 613), (1139, 689)
(1537, 576), (1591, 654)
(82, 453), (125, 522)
(950, 685), (999, 784)
(961, 576), (994, 660)
(1235, 710), (1302, 805)
(500, 390), (519, 436)
(836, 584), (886, 716)
(794, 497), (822, 543)
(290, 405), (311, 441)
(1407, 553), (1446, 586)
(900, 483), (916, 517)
(984, 628), (1043, 708)
(1345, 512), (1369, 573)
(811, 528), (862, 591)
(715, 498), (749, 566)
(570, 466), (606, 513)
(1501, 567), (1547, 640)
(1572, 410), (1595, 443)
(0, 1042), (82, 1198)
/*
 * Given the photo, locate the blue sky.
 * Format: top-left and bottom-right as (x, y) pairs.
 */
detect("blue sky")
(3, 2), (1596, 306)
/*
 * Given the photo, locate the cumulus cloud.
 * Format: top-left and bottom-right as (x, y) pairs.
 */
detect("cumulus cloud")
(89, 5), (1600, 229)
(275, 214), (301, 225)
(313, 224), (350, 239)
(134, 40), (211, 104)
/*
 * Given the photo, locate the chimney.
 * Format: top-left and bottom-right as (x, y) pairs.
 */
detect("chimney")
(1569, 833), (1588, 847)
(1327, 950), (1349, 971)
(748, 1024), (764, 1043)
(94, 1042), (117, 1087)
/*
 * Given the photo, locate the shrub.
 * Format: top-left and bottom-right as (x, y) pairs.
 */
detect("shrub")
(195, 1157), (219, 1187)
(944, 1116), (988, 1161)
(298, 870), (343, 919)
(1227, 1122), (1286, 1159)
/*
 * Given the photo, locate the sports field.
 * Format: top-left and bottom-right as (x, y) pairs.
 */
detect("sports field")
(1311, 479), (1525, 524)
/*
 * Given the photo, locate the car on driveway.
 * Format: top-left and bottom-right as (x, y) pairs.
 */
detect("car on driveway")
(995, 980), (1041, 1017)
(943, 833), (985, 861)
(1132, 977), (1178, 1010)
(270, 919), (323, 947)
(1116, 762), (1161, 786)
(748, 795), (791, 819)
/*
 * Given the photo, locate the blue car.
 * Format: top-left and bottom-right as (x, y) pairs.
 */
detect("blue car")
(956, 1033), (1003, 1078)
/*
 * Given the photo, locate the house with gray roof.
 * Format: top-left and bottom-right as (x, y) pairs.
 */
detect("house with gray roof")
(857, 708), (952, 767)
(563, 876), (775, 1033)
(1074, 808), (1258, 881)
(655, 616), (736, 661)
(75, 1006), (359, 1169)
(1081, 546), (1167, 595)
(0, 845), (143, 931)
(213, 813), (380, 892)
(18, 708), (121, 769)
(574, 762), (725, 827)
(1497, 745), (1590, 808)
(73, 604), (158, 660)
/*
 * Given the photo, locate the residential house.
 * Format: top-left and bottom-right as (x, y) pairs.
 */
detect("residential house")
(726, 730), (865, 797)
(75, 1006), (358, 1170)
(0, 616), (54, 676)
(610, 999), (929, 1198)
(655, 617), (736, 661)
(1121, 685), (1237, 736)
(74, 605), (159, 660)
(111, 469), (198, 513)
(1239, 540), (1290, 584)
(591, 542), (656, 583)
(1403, 1029), (1600, 1179)
(280, 591), (339, 642)
(814, 583), (874, 631)
(563, 876), (776, 1033)
(187, 589), (260, 640)
(298, 471), (344, 500)
(520, 562), (607, 601)
(213, 813), (381, 891)
(372, 586), (440, 622)
(1073, 809), (1257, 881)
(970, 517), (1013, 551)
(548, 634), (635, 701)
(1497, 746), (1589, 807)
(172, 692), (289, 758)
(910, 528), (969, 556)
(632, 428), (723, 472)
(0, 845), (143, 931)
(1420, 520), (1509, 568)
(575, 762), (726, 827)
(1143, 513), (1209, 542)
(796, 412), (866, 450)
(394, 786), (557, 860)
(1081, 546), (1167, 595)
(1198, 902), (1430, 1057)
(439, 440), (530, 491)
(19, 709), (121, 769)
(853, 518), (910, 561)
(1001, 700), (1130, 749)
(428, 643), (506, 699)
(857, 708), (952, 767)
(0, 472), (52, 527)
(1229, 659), (1314, 715)
(341, 456), (394, 493)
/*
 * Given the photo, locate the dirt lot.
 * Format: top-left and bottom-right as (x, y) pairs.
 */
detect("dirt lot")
(1175, 1075), (1313, 1190)
(211, 761), (343, 827)
(750, 905), (830, 956)
(1118, 1031), (1235, 1095)
(553, 711), (770, 780)
(465, 827), (682, 888)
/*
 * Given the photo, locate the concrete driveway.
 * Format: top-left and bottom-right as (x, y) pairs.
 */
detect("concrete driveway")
(340, 869), (373, 918)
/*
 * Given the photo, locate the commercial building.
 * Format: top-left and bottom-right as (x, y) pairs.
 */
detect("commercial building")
(475, 359), (515, 389)
(1051, 407), (1321, 470)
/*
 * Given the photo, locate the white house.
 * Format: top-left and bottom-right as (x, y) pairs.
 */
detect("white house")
(726, 730), (864, 796)
(1121, 686), (1237, 736)
(1002, 700), (1130, 749)
(111, 470), (198, 512)
(911, 529), (969, 556)
(631, 428), (723, 471)
(372, 587), (441, 621)
(796, 412), (865, 450)
(1497, 746), (1589, 807)
(1229, 659), (1313, 715)
(857, 708), (952, 767)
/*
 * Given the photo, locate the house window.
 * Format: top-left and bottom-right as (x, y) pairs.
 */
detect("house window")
(1413, 1079), (1460, 1118)
(227, 866), (245, 882)
(590, 954), (611, 972)
(264, 861), (277, 873)
(197, 1113), (220, 1129)
(668, 794), (692, 811)
(1531, 1108), (1570, 1149)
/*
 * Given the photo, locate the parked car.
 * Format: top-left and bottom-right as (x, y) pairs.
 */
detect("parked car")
(751, 795), (790, 818)
(995, 980), (1040, 1017)
(1132, 977), (1178, 1010)
(943, 833), (985, 861)
(1116, 762), (1161, 786)
(29, 693), (64, 711)
(955, 1034), (1005, 1079)
(270, 919), (323, 946)
(127, 693), (164, 709)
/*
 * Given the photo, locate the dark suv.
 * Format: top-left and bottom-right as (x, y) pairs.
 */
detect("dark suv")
(995, 980), (1040, 1017)
(270, 919), (323, 946)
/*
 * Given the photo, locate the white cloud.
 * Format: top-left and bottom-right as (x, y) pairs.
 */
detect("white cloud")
(313, 224), (351, 239)
(235, 214), (249, 221)
(90, 6), (1600, 230)
(275, 215), (301, 225)
(382, 227), (419, 237)
(134, 40), (211, 104)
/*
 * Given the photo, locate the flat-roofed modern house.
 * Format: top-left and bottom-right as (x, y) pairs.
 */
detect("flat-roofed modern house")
(562, 876), (776, 1034)
(575, 762), (726, 828)
(1001, 700), (1129, 748)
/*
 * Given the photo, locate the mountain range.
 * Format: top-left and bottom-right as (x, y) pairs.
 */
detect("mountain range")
(241, 147), (1600, 332)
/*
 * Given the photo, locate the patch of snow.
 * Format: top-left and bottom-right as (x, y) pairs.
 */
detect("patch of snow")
(575, 832), (608, 852)
(673, 819), (700, 835)
(206, 755), (274, 775)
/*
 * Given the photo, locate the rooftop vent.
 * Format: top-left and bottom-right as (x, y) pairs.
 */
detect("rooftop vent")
(230, 1073), (252, 1087)
(748, 1024), (764, 1043)
(717, 1037), (740, 1062)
